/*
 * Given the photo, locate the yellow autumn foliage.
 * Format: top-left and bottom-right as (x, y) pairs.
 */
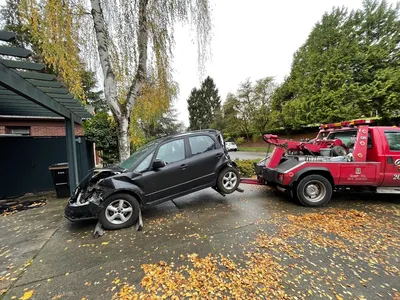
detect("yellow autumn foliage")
(130, 73), (176, 148)
(19, 0), (86, 101)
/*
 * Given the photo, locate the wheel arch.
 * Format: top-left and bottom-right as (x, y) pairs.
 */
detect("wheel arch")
(101, 189), (143, 207)
(217, 160), (238, 174)
(290, 168), (335, 189)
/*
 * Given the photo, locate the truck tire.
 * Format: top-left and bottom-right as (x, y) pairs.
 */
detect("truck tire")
(296, 174), (332, 207)
(98, 193), (139, 230)
(217, 167), (240, 194)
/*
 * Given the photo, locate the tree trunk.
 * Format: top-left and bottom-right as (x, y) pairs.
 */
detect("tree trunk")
(91, 0), (148, 161)
(91, 0), (129, 161)
(116, 113), (131, 161)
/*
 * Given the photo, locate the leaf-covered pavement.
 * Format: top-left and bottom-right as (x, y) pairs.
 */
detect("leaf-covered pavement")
(0, 188), (399, 299)
(113, 206), (400, 299)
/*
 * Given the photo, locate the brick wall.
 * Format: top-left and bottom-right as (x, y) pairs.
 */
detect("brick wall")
(0, 118), (84, 136)
(30, 125), (83, 136)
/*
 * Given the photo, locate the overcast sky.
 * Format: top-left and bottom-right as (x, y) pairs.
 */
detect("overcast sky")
(172, 0), (398, 126)
(1, 0), (397, 125)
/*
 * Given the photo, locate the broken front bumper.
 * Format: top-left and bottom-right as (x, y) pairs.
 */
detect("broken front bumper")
(64, 200), (99, 221)
(64, 190), (103, 221)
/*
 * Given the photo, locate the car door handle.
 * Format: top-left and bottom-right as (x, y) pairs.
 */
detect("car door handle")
(216, 153), (223, 158)
(180, 164), (188, 170)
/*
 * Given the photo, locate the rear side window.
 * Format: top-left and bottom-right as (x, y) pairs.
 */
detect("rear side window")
(385, 132), (400, 151)
(189, 135), (216, 155)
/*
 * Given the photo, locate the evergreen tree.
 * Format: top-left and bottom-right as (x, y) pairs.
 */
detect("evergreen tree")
(187, 76), (221, 130)
(271, 0), (400, 129)
(81, 70), (108, 113)
(201, 76), (221, 126)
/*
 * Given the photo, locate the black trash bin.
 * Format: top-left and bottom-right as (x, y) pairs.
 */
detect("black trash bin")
(49, 163), (70, 198)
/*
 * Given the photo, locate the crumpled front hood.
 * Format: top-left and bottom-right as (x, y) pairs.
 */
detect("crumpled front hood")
(77, 165), (125, 191)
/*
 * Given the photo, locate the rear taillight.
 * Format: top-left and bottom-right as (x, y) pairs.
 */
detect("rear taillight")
(278, 173), (284, 182)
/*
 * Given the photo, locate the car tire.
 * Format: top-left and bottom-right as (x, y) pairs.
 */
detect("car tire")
(234, 149), (238, 152)
(217, 167), (240, 194)
(98, 193), (139, 230)
(296, 174), (332, 207)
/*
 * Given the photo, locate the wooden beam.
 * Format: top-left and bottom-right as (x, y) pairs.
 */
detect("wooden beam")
(0, 90), (18, 95)
(27, 79), (63, 88)
(39, 87), (70, 94)
(0, 95), (26, 100)
(47, 93), (74, 99)
(0, 108), (57, 116)
(0, 62), (82, 124)
(54, 99), (78, 103)
(0, 46), (31, 58)
(0, 99), (90, 117)
(0, 59), (45, 71)
(0, 31), (16, 42)
(0, 103), (47, 109)
(15, 70), (56, 81)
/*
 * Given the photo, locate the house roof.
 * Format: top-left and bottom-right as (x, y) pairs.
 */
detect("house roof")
(0, 31), (92, 124)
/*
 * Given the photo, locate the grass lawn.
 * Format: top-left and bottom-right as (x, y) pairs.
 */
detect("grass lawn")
(238, 146), (268, 152)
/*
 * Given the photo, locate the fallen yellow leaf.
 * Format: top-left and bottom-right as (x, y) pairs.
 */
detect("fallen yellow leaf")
(20, 289), (34, 300)
(102, 242), (109, 245)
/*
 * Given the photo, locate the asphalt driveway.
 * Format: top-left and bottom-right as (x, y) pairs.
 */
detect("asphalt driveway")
(0, 186), (399, 299)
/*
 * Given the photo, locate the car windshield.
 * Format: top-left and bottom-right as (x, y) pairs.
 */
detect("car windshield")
(119, 139), (159, 170)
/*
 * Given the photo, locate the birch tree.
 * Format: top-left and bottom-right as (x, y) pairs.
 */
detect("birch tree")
(16, 0), (212, 161)
(90, 0), (211, 160)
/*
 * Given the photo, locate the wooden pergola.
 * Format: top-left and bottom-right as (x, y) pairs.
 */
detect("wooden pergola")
(0, 30), (92, 195)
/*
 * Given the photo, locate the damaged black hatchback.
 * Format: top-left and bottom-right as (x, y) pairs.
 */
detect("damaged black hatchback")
(65, 130), (240, 229)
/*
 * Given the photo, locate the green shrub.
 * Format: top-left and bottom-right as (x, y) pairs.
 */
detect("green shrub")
(234, 159), (260, 177)
(235, 137), (245, 145)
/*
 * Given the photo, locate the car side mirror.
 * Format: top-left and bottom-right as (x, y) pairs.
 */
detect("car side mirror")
(152, 159), (166, 169)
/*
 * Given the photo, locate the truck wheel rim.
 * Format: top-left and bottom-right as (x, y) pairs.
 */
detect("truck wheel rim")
(223, 171), (237, 190)
(303, 180), (326, 202)
(105, 199), (133, 225)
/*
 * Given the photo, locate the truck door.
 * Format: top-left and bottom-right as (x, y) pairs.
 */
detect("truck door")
(382, 130), (400, 186)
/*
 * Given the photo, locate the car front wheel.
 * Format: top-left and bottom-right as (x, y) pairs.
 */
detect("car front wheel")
(217, 167), (240, 194)
(98, 193), (139, 230)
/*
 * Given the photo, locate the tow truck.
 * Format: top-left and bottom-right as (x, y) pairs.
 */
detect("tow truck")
(242, 119), (400, 207)
(266, 119), (373, 156)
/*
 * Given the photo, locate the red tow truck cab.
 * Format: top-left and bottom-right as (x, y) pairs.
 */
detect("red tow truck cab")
(255, 122), (400, 206)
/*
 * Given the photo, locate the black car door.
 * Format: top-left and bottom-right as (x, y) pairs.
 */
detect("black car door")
(185, 134), (225, 189)
(139, 138), (191, 203)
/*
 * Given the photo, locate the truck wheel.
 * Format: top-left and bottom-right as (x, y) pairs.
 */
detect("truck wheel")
(296, 175), (332, 207)
(217, 167), (240, 194)
(98, 193), (139, 230)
